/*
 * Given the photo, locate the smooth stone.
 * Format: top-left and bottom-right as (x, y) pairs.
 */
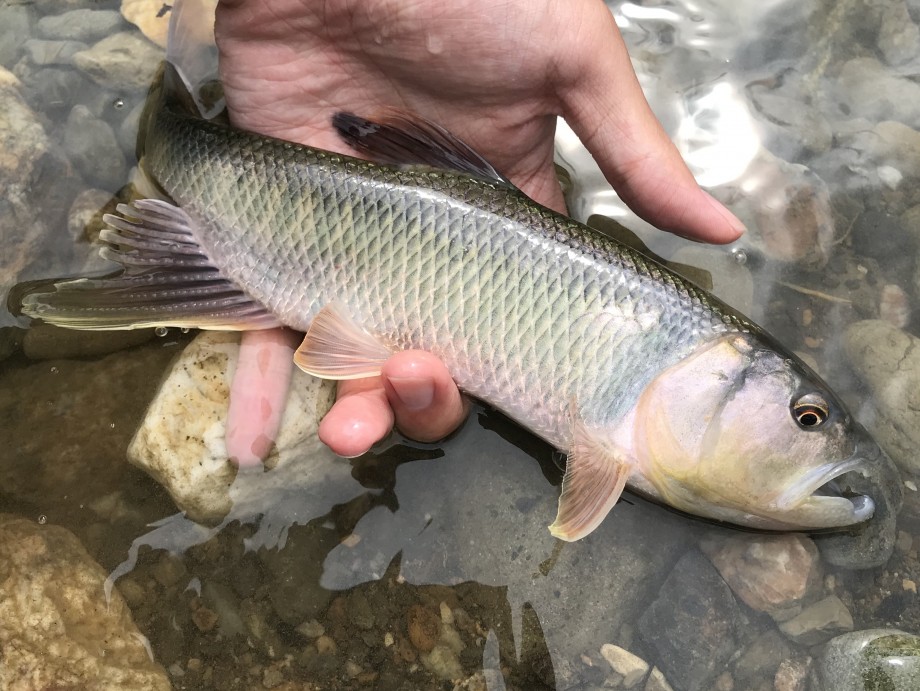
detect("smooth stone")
(63, 104), (127, 189)
(600, 644), (649, 688)
(0, 4), (36, 68)
(774, 656), (811, 691)
(817, 629), (920, 691)
(877, 0), (920, 67)
(644, 667), (675, 691)
(748, 87), (832, 157)
(23, 324), (154, 360)
(733, 629), (794, 687)
(832, 58), (920, 128)
(638, 550), (746, 691)
(777, 595), (853, 646)
(700, 533), (821, 621)
(37, 9), (125, 42)
(0, 69), (51, 326)
(19, 65), (92, 117)
(22, 38), (87, 67)
(0, 514), (171, 690)
(840, 121), (920, 181)
(127, 331), (339, 523)
(35, 0), (116, 11)
(72, 32), (163, 91)
(67, 187), (115, 242)
(844, 320), (920, 475)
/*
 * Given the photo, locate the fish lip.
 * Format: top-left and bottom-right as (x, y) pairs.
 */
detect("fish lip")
(773, 456), (872, 514)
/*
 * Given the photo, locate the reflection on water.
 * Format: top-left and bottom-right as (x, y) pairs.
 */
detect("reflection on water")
(1, 0), (919, 689)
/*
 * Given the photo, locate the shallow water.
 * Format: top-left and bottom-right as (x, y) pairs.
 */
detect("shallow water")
(1, 1), (919, 690)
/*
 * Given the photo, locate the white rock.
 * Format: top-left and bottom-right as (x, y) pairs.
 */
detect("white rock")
(601, 643), (649, 688)
(644, 666), (675, 691)
(128, 331), (337, 523)
(0, 515), (171, 690)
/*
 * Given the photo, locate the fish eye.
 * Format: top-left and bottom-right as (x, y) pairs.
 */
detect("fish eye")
(792, 394), (829, 428)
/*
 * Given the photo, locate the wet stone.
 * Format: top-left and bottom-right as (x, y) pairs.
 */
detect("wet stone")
(0, 514), (171, 690)
(37, 9), (125, 42)
(638, 550), (746, 691)
(732, 629), (794, 688)
(348, 590), (376, 631)
(63, 104), (127, 190)
(773, 656), (811, 691)
(72, 31), (163, 92)
(600, 643), (649, 688)
(777, 595), (854, 646)
(407, 603), (441, 653)
(0, 4), (34, 69)
(22, 38), (88, 66)
(700, 533), (821, 621)
(818, 629), (920, 691)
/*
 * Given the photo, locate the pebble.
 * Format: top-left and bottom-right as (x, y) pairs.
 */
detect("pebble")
(72, 31), (163, 91)
(37, 9), (125, 42)
(877, 0), (920, 67)
(879, 284), (911, 328)
(700, 533), (821, 621)
(818, 629), (920, 691)
(407, 604), (441, 653)
(296, 619), (324, 639)
(644, 667), (675, 691)
(600, 644), (649, 688)
(833, 58), (920, 127)
(773, 656), (811, 691)
(63, 104), (127, 189)
(191, 605), (219, 633)
(315, 635), (337, 655)
(777, 595), (854, 646)
(22, 38), (88, 66)
(0, 3), (35, 68)
(422, 644), (464, 681)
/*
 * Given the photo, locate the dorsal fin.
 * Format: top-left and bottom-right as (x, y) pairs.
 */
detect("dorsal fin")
(332, 110), (514, 187)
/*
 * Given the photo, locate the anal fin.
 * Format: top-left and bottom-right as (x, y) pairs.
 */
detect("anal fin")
(549, 415), (632, 541)
(18, 199), (281, 331)
(294, 302), (392, 380)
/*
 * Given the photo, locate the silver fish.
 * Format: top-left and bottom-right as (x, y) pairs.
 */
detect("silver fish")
(20, 61), (882, 540)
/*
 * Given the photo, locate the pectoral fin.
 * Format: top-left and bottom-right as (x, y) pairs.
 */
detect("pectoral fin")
(549, 418), (632, 541)
(294, 302), (392, 380)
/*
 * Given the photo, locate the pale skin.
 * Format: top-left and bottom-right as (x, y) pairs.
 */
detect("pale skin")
(213, 0), (745, 461)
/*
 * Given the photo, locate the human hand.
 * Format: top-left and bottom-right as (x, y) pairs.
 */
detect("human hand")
(214, 0), (745, 458)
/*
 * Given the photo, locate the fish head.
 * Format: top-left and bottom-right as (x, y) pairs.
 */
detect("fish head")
(631, 333), (879, 530)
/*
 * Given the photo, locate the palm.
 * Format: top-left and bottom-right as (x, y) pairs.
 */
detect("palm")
(215, 0), (623, 210)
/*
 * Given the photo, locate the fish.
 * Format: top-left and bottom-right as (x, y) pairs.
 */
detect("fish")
(18, 58), (883, 541)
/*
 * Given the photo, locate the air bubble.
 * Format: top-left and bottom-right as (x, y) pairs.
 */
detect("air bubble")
(50, 366), (58, 374)
(37, 515), (47, 525)
(109, 422), (116, 429)
(731, 248), (747, 265)
(113, 97), (125, 110)
(155, 326), (168, 337)
(180, 327), (190, 334)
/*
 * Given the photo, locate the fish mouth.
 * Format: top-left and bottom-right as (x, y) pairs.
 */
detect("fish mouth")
(773, 457), (876, 527)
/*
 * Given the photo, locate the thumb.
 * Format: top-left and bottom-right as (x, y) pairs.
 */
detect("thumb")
(556, 6), (744, 244)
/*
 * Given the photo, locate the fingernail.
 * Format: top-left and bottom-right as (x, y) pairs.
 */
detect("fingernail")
(705, 191), (746, 236)
(388, 376), (435, 411)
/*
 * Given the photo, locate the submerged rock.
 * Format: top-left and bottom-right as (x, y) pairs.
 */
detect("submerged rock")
(777, 595), (853, 646)
(0, 3), (35, 69)
(63, 104), (127, 189)
(128, 331), (338, 523)
(817, 629), (920, 691)
(638, 550), (746, 691)
(844, 320), (920, 475)
(0, 514), (171, 690)
(72, 32), (163, 91)
(37, 9), (125, 43)
(700, 533), (822, 621)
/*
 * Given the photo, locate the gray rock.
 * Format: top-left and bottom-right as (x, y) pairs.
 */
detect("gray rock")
(777, 595), (853, 646)
(0, 70), (51, 327)
(63, 104), (127, 189)
(877, 0), (920, 67)
(830, 58), (920, 128)
(37, 9), (125, 42)
(844, 320), (920, 475)
(0, 4), (36, 69)
(19, 66), (93, 117)
(22, 39), (88, 67)
(72, 32), (163, 92)
(732, 629), (794, 688)
(0, 514), (171, 690)
(637, 550), (746, 691)
(817, 629), (920, 691)
(748, 88), (832, 157)
(35, 0), (116, 11)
